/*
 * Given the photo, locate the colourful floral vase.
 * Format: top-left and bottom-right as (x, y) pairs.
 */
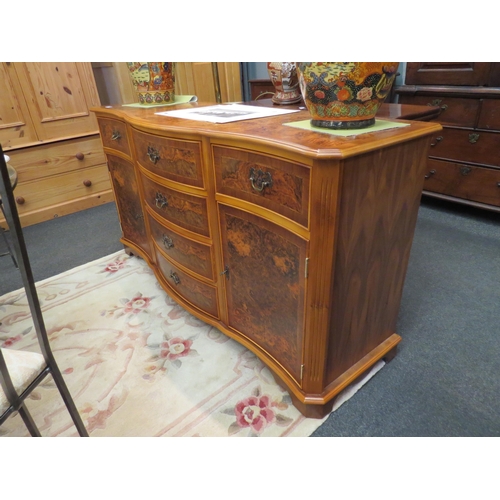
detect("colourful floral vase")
(296, 62), (399, 129)
(126, 62), (175, 105)
(267, 62), (302, 105)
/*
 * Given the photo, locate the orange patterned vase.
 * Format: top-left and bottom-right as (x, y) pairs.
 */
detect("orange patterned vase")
(267, 62), (302, 105)
(296, 62), (399, 129)
(126, 62), (175, 105)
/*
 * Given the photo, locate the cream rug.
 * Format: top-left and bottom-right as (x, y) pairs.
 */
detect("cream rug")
(0, 250), (384, 437)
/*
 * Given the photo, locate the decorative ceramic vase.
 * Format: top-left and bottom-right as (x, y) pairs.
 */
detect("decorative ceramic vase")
(126, 62), (175, 105)
(267, 62), (302, 105)
(296, 62), (399, 129)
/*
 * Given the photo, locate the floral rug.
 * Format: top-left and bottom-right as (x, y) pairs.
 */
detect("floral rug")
(0, 251), (384, 437)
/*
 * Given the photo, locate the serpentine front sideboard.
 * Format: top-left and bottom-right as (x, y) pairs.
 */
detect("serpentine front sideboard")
(92, 102), (442, 418)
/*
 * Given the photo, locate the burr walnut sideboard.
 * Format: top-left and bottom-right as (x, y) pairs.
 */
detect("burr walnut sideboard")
(92, 102), (442, 418)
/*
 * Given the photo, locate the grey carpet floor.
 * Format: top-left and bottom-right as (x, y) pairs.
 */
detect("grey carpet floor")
(1, 198), (499, 436)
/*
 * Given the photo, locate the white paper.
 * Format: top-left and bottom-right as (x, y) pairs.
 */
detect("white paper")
(155, 103), (300, 123)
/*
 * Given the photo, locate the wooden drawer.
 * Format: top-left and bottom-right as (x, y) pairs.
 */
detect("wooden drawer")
(132, 129), (203, 188)
(477, 99), (500, 131)
(13, 163), (112, 216)
(141, 174), (210, 237)
(213, 146), (310, 228)
(398, 94), (480, 128)
(405, 62), (493, 86)
(423, 158), (500, 207)
(7, 135), (106, 183)
(98, 118), (130, 157)
(155, 247), (219, 319)
(428, 128), (500, 167)
(147, 212), (214, 281)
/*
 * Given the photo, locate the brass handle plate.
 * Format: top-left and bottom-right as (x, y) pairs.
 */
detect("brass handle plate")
(162, 234), (174, 249)
(170, 271), (180, 285)
(469, 133), (480, 144)
(147, 146), (161, 164)
(249, 167), (273, 192)
(111, 131), (121, 141)
(155, 192), (168, 209)
(430, 136), (443, 147)
(424, 169), (436, 179)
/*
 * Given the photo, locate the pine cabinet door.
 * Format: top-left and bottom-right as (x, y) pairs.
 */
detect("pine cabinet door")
(14, 62), (101, 142)
(0, 62), (39, 150)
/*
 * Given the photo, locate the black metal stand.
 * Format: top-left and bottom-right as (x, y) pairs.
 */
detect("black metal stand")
(0, 146), (88, 436)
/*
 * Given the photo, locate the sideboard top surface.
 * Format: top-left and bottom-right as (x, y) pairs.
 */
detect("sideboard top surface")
(91, 102), (442, 160)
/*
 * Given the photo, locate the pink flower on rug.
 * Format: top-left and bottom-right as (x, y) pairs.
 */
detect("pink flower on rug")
(124, 294), (152, 314)
(1, 335), (22, 348)
(103, 259), (127, 273)
(234, 394), (276, 433)
(160, 337), (193, 361)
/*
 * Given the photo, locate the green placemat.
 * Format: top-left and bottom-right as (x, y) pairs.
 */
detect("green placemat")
(123, 95), (197, 108)
(284, 118), (410, 137)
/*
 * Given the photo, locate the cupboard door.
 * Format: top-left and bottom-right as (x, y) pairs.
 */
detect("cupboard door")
(107, 154), (150, 257)
(219, 204), (307, 383)
(0, 62), (39, 149)
(14, 62), (101, 142)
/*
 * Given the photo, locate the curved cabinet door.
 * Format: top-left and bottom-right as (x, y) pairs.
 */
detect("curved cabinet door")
(219, 204), (307, 384)
(107, 154), (150, 257)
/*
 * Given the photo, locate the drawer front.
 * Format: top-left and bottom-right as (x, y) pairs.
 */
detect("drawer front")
(423, 158), (500, 207)
(477, 99), (500, 131)
(13, 163), (111, 215)
(7, 135), (106, 183)
(398, 94), (480, 128)
(428, 128), (500, 167)
(141, 174), (210, 237)
(132, 129), (203, 187)
(156, 247), (219, 319)
(148, 213), (214, 280)
(98, 118), (130, 157)
(213, 146), (310, 228)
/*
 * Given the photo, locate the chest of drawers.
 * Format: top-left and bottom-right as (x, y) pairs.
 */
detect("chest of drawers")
(395, 62), (500, 212)
(93, 102), (441, 418)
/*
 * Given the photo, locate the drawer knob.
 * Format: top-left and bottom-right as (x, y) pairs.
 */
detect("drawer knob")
(155, 192), (168, 209)
(15, 196), (25, 205)
(83, 179), (92, 187)
(424, 169), (436, 179)
(469, 133), (480, 144)
(162, 234), (174, 249)
(430, 136), (443, 147)
(147, 146), (161, 164)
(169, 271), (180, 285)
(249, 167), (273, 192)
(76, 152), (85, 160)
(111, 131), (121, 141)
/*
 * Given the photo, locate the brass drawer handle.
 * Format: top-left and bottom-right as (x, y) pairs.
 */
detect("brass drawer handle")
(424, 169), (436, 179)
(147, 146), (161, 164)
(469, 133), (480, 144)
(162, 234), (174, 249)
(155, 192), (168, 209)
(170, 271), (180, 285)
(430, 136), (443, 147)
(249, 167), (273, 192)
(427, 99), (448, 112)
(460, 166), (472, 176)
(111, 131), (121, 141)
(220, 265), (230, 280)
